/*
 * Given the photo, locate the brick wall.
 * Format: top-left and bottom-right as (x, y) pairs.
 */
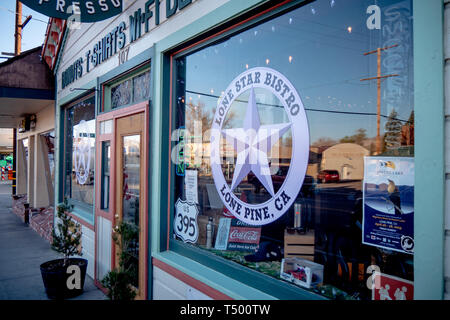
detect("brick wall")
(30, 207), (54, 243)
(12, 194), (54, 244)
(12, 194), (27, 222)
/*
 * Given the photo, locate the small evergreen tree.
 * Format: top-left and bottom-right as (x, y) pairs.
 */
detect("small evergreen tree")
(101, 221), (139, 300)
(51, 199), (82, 267)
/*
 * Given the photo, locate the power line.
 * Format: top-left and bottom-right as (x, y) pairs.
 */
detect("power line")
(0, 5), (48, 24)
(184, 89), (410, 123)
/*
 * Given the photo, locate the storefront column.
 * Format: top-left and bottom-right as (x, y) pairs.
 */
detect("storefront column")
(26, 135), (35, 206)
(33, 135), (53, 208)
(16, 139), (27, 195)
(414, 0), (445, 300)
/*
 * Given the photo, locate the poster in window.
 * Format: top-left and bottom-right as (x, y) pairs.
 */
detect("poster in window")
(372, 273), (414, 300)
(185, 169), (198, 204)
(362, 157), (414, 254)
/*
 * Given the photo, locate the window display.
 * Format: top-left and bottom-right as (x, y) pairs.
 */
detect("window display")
(171, 0), (414, 300)
(64, 94), (96, 206)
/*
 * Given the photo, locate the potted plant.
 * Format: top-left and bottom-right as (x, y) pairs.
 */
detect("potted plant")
(40, 199), (88, 299)
(101, 221), (138, 300)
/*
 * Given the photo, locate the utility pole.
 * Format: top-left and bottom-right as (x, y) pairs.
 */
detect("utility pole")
(15, 1), (22, 56)
(361, 44), (399, 155)
(11, 2), (32, 195)
(11, 1), (23, 195)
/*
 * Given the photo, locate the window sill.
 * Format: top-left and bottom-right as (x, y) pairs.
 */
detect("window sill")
(58, 200), (94, 227)
(152, 250), (277, 300)
(153, 248), (329, 300)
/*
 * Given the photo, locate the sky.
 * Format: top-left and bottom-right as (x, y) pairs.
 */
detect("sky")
(0, 0), (49, 57)
(183, 0), (414, 144)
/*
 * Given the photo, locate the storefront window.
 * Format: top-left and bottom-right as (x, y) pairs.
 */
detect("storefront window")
(171, 0), (414, 300)
(64, 94), (96, 206)
(111, 79), (132, 109)
(110, 69), (150, 109)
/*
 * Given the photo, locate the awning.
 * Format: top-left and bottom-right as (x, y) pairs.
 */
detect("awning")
(0, 47), (54, 128)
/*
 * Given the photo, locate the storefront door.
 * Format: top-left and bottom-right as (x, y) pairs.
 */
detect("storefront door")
(95, 103), (148, 300)
(115, 112), (146, 299)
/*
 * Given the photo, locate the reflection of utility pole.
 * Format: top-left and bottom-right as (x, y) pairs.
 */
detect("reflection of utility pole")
(361, 44), (399, 155)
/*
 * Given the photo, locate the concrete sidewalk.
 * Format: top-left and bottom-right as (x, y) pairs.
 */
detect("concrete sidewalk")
(0, 184), (105, 300)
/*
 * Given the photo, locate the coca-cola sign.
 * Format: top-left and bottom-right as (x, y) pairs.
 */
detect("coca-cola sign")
(229, 229), (259, 243)
(227, 220), (261, 251)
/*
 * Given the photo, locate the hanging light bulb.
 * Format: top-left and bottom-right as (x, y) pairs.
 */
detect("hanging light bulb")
(347, 26), (352, 33)
(266, 58), (270, 65)
(289, 56), (293, 63)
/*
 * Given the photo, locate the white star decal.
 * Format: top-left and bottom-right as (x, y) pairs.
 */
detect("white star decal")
(222, 87), (291, 196)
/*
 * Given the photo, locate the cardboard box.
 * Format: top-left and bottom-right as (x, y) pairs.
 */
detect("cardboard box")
(284, 229), (315, 261)
(280, 257), (324, 289)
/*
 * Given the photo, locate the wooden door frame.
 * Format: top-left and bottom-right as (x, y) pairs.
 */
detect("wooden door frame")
(94, 101), (149, 299)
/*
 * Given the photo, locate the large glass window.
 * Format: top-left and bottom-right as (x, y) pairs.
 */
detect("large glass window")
(64, 94), (96, 206)
(171, 0), (414, 300)
(110, 69), (150, 110)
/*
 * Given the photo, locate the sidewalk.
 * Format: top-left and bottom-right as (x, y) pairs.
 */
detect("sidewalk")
(0, 184), (106, 300)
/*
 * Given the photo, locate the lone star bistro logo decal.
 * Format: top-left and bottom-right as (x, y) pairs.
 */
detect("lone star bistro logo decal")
(210, 67), (310, 226)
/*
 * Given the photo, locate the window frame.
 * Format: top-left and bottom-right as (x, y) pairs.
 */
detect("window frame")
(103, 66), (151, 113)
(99, 47), (155, 114)
(62, 90), (97, 223)
(156, 0), (445, 300)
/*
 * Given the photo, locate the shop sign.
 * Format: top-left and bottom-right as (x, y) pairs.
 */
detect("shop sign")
(210, 68), (310, 226)
(362, 157), (414, 254)
(61, 0), (194, 89)
(21, 0), (123, 23)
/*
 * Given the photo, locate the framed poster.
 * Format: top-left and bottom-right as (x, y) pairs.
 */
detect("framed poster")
(362, 157), (414, 254)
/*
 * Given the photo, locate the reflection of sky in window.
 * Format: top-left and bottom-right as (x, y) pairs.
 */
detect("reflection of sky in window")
(184, 0), (413, 144)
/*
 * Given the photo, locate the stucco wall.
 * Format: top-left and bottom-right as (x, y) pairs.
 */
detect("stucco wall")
(0, 128), (13, 149)
(17, 103), (55, 139)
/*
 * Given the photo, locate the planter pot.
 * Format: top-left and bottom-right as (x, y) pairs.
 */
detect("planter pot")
(40, 258), (88, 299)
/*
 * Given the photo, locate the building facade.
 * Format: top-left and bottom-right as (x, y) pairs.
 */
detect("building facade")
(50, 0), (448, 300)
